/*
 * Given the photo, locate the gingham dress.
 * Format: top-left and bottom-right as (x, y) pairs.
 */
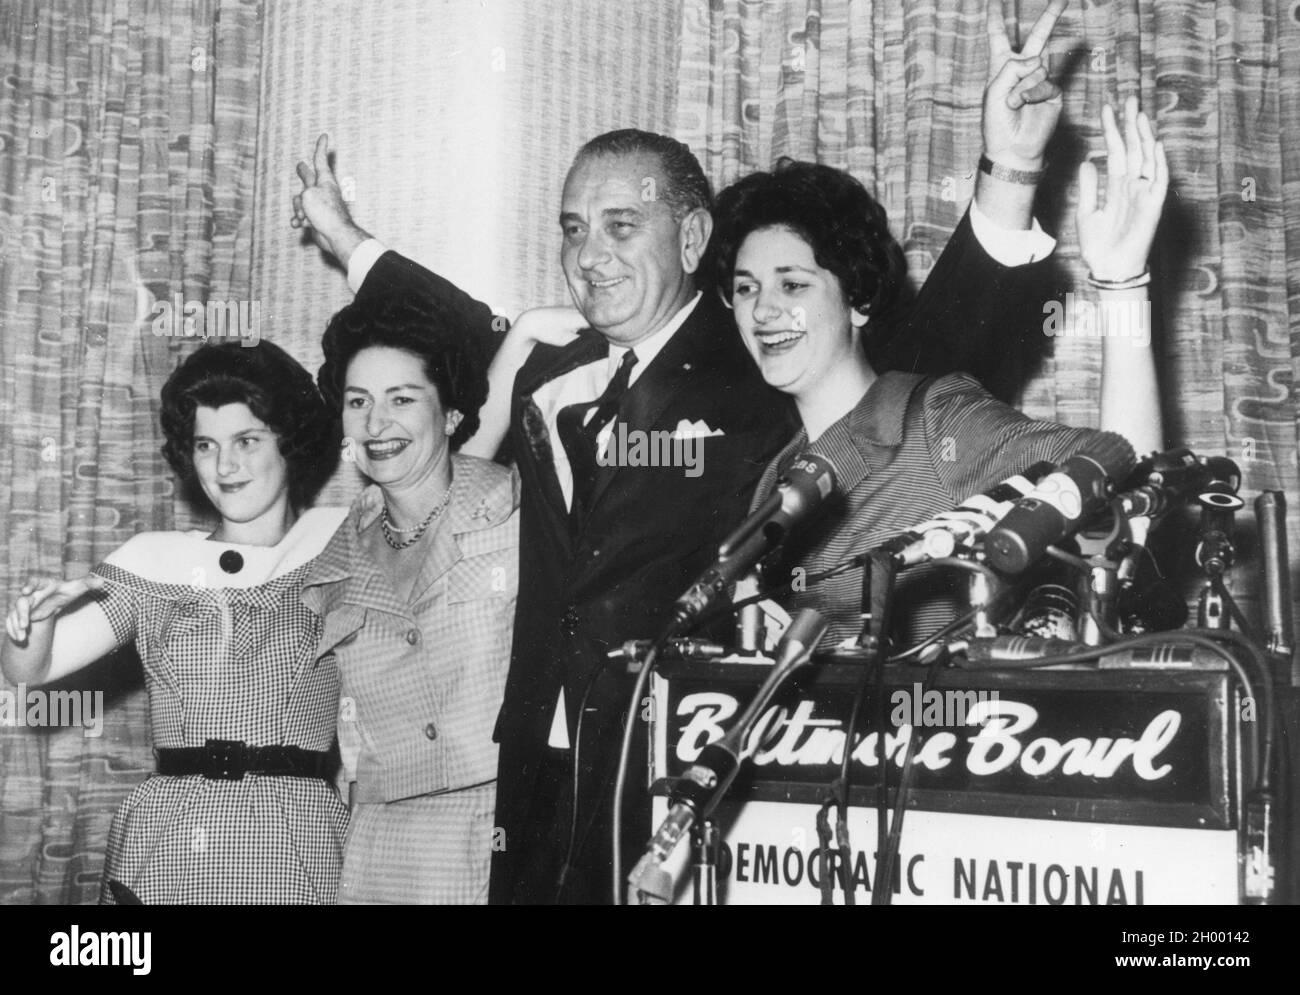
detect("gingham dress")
(92, 508), (350, 904)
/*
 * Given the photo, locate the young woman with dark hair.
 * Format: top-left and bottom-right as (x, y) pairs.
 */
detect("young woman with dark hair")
(710, 99), (1167, 645)
(3, 340), (348, 903)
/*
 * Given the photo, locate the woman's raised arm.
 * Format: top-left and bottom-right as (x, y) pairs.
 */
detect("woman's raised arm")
(2, 575), (120, 685)
(1077, 97), (1168, 456)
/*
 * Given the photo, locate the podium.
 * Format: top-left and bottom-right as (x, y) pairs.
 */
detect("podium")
(648, 657), (1244, 904)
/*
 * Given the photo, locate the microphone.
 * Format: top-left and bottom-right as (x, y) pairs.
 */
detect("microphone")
(1016, 579), (1080, 641)
(669, 454), (836, 632)
(1116, 449), (1242, 519)
(881, 461), (1056, 566)
(605, 638), (728, 669)
(1254, 492), (1295, 661)
(627, 610), (828, 896)
(1194, 458), (1244, 575)
(985, 436), (1137, 575)
(956, 635), (1227, 670)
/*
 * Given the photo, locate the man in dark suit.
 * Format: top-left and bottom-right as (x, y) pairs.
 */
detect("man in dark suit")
(293, 1), (1069, 905)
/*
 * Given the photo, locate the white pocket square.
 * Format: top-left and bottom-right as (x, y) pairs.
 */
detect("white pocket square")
(672, 418), (725, 439)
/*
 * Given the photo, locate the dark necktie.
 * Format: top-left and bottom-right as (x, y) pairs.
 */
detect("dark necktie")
(557, 348), (638, 520)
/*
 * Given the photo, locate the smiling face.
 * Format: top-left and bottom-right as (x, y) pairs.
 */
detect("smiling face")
(340, 346), (456, 489)
(191, 403), (292, 527)
(730, 225), (868, 399)
(559, 152), (704, 347)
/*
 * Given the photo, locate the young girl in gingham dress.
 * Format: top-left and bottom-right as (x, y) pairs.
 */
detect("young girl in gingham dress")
(3, 342), (350, 903)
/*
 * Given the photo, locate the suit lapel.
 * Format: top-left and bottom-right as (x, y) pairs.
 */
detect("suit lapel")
(514, 330), (608, 550)
(301, 490), (414, 621)
(582, 301), (712, 520)
(406, 516), (461, 606)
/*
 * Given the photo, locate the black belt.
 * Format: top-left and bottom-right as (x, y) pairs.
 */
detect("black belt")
(155, 740), (336, 781)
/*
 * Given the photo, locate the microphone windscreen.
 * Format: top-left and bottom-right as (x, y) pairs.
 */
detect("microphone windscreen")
(781, 453), (838, 513)
(986, 433), (1138, 574)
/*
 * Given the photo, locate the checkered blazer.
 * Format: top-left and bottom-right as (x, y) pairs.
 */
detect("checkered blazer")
(301, 454), (520, 803)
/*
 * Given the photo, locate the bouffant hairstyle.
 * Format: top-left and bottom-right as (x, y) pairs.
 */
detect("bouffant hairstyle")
(317, 291), (489, 451)
(160, 341), (339, 513)
(710, 159), (911, 327)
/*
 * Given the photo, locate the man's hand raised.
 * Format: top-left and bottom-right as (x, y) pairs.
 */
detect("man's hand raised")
(291, 134), (370, 268)
(983, 0), (1068, 172)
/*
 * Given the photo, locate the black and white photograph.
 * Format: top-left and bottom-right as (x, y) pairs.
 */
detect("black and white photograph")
(0, 0), (1295, 957)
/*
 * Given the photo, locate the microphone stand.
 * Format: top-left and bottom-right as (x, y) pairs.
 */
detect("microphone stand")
(851, 551), (898, 905)
(1194, 489), (1244, 629)
(626, 610), (828, 905)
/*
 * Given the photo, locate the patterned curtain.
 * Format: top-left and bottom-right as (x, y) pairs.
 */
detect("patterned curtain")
(676, 0), (1300, 632)
(0, 0), (263, 904)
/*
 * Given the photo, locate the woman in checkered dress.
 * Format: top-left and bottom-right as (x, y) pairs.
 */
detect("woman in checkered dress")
(3, 342), (348, 903)
(301, 291), (520, 904)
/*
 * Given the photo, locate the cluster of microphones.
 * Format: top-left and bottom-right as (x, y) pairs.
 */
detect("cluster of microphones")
(632, 438), (1288, 901)
(671, 437), (1257, 636)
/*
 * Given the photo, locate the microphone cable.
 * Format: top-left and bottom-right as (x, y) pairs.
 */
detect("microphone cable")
(684, 554), (869, 636)
(610, 632), (670, 904)
(874, 648), (948, 905)
(554, 663), (607, 904)
(1040, 538), (1274, 794)
(957, 629), (1264, 790)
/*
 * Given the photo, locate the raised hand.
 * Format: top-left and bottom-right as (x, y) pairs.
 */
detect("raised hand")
(983, 0), (1069, 171)
(510, 306), (587, 348)
(5, 576), (106, 644)
(291, 134), (370, 266)
(462, 306), (588, 462)
(1076, 97), (1168, 281)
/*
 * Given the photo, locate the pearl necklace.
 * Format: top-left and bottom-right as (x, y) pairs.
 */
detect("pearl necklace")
(380, 489), (452, 550)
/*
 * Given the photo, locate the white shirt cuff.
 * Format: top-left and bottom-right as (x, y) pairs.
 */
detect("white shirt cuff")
(968, 199), (1056, 266)
(346, 238), (387, 293)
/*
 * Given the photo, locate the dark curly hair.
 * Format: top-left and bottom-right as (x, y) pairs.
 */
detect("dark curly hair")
(160, 341), (339, 513)
(573, 129), (713, 221)
(711, 159), (911, 328)
(317, 291), (488, 451)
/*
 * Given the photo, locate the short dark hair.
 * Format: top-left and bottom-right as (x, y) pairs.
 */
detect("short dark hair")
(573, 129), (712, 220)
(160, 341), (339, 513)
(318, 291), (488, 451)
(711, 159), (910, 324)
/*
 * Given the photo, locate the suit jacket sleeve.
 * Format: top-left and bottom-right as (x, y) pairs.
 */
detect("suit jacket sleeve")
(869, 208), (1059, 401)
